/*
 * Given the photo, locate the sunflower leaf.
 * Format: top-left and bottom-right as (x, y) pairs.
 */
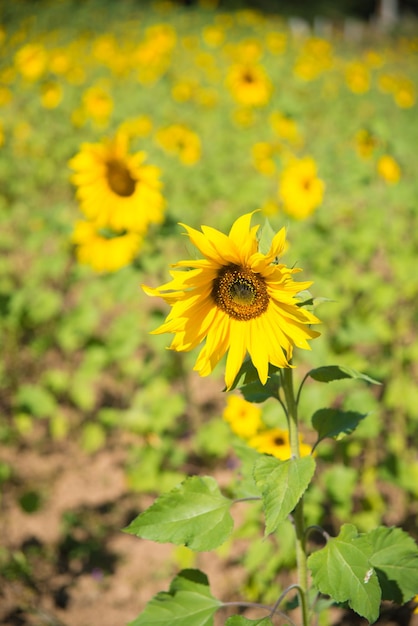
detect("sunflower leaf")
(128, 569), (222, 626)
(312, 408), (367, 443)
(307, 524), (381, 624)
(124, 476), (234, 551)
(253, 455), (316, 535)
(368, 526), (418, 603)
(308, 365), (381, 385)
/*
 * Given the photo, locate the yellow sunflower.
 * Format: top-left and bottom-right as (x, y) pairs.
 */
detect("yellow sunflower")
(72, 220), (142, 273)
(377, 154), (401, 184)
(155, 123), (201, 165)
(69, 133), (165, 234)
(279, 156), (325, 220)
(223, 394), (263, 439)
(143, 213), (320, 390)
(225, 62), (272, 107)
(248, 428), (312, 460)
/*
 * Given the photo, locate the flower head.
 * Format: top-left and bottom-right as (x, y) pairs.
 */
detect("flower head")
(72, 220), (142, 273)
(226, 62), (272, 107)
(279, 157), (325, 220)
(143, 213), (320, 389)
(69, 133), (165, 234)
(223, 395), (263, 439)
(248, 428), (312, 460)
(377, 154), (401, 184)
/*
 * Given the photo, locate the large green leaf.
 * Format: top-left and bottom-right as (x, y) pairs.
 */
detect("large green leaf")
(312, 408), (367, 443)
(253, 455), (316, 535)
(368, 526), (418, 603)
(307, 365), (380, 385)
(124, 476), (233, 551)
(128, 569), (222, 626)
(308, 524), (381, 623)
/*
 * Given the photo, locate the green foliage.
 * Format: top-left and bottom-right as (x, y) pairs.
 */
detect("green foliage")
(307, 365), (381, 386)
(312, 408), (367, 444)
(253, 455), (316, 535)
(124, 476), (234, 551)
(308, 524), (418, 623)
(229, 360), (281, 403)
(128, 569), (222, 626)
(308, 524), (382, 623)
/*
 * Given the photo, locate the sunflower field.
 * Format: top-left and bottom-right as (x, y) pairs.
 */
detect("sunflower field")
(1, 0), (418, 624)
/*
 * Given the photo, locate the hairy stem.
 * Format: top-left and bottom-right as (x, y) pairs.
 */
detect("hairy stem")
(281, 367), (309, 626)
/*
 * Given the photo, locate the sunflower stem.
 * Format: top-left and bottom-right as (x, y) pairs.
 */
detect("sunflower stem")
(281, 367), (310, 626)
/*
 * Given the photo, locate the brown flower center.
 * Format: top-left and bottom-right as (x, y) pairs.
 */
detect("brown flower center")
(212, 265), (269, 321)
(106, 159), (136, 197)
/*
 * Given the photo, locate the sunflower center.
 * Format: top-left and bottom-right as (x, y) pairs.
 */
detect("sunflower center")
(243, 71), (255, 84)
(212, 265), (269, 321)
(106, 159), (136, 197)
(273, 436), (285, 445)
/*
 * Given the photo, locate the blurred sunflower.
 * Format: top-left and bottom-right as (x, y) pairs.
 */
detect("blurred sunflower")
(345, 61), (370, 94)
(69, 133), (165, 234)
(377, 154), (401, 184)
(223, 394), (263, 439)
(81, 84), (114, 128)
(143, 212), (320, 390)
(155, 123), (201, 165)
(225, 62), (272, 107)
(248, 428), (312, 460)
(279, 156), (325, 220)
(14, 43), (47, 81)
(354, 128), (378, 159)
(72, 220), (142, 273)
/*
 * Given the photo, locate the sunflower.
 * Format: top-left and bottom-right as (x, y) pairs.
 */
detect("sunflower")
(143, 212), (320, 390)
(223, 394), (263, 439)
(248, 428), (312, 460)
(225, 62), (272, 107)
(69, 133), (165, 234)
(155, 123), (201, 165)
(377, 154), (401, 184)
(278, 156), (325, 220)
(72, 220), (142, 273)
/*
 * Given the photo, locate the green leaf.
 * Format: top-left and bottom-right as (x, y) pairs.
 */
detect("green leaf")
(312, 408), (367, 443)
(368, 526), (418, 603)
(308, 365), (381, 385)
(308, 524), (381, 623)
(225, 616), (273, 625)
(253, 455), (316, 535)
(228, 359), (281, 403)
(257, 217), (277, 256)
(124, 476), (234, 551)
(128, 569), (221, 626)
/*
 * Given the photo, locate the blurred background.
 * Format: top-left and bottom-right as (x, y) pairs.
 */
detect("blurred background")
(1, 0), (418, 624)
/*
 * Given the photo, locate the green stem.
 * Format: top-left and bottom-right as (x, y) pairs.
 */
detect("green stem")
(281, 367), (310, 626)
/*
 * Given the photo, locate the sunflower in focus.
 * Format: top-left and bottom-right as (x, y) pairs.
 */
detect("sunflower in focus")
(248, 428), (312, 460)
(143, 212), (320, 390)
(225, 62), (272, 107)
(69, 133), (165, 234)
(72, 220), (142, 273)
(279, 156), (325, 220)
